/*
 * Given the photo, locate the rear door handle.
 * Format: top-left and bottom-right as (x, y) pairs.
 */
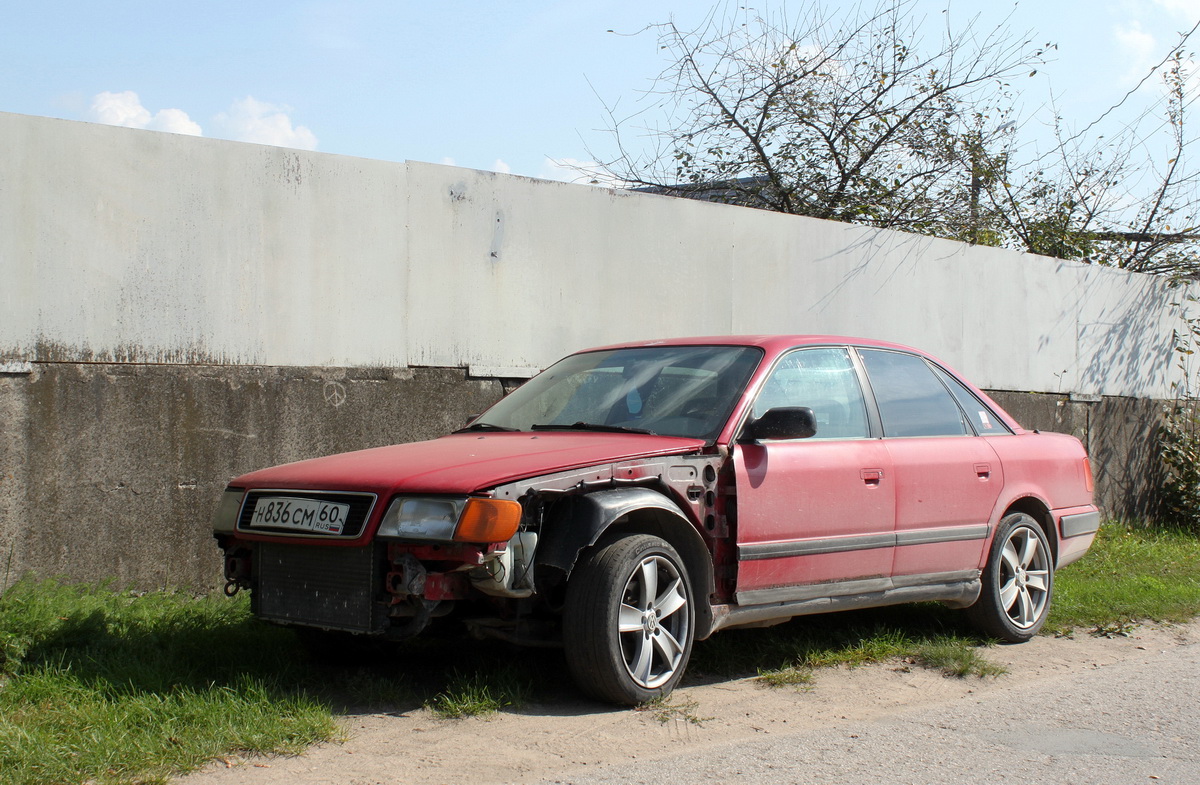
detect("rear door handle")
(975, 463), (991, 479)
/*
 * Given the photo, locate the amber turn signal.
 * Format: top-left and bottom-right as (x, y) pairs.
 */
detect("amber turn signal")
(454, 498), (523, 543)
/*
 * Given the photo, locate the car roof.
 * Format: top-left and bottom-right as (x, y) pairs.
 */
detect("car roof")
(578, 335), (924, 356)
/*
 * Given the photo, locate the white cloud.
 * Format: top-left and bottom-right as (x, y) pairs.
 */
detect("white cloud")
(440, 156), (457, 166)
(150, 107), (204, 136)
(1112, 17), (1200, 97)
(88, 90), (151, 127)
(1114, 21), (1159, 86)
(491, 159), (512, 174)
(84, 91), (319, 150)
(539, 157), (627, 187)
(87, 91), (202, 136)
(213, 97), (318, 150)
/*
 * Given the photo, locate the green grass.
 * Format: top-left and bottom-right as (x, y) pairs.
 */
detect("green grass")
(424, 666), (531, 719)
(754, 664), (815, 688)
(752, 635), (1005, 686)
(703, 609), (998, 690)
(1048, 524), (1200, 632)
(0, 579), (338, 785)
(912, 639), (1007, 677)
(2, 523), (1198, 782)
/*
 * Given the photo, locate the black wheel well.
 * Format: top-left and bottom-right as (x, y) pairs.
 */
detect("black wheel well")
(532, 488), (718, 638)
(1002, 497), (1058, 564)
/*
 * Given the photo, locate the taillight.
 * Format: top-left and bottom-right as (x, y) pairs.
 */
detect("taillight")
(1082, 457), (1094, 494)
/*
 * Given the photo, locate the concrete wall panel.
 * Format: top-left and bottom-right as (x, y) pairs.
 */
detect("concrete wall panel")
(400, 160), (1192, 398)
(4, 113), (1193, 398)
(403, 164), (739, 373)
(4, 363), (503, 590)
(0, 371), (29, 586)
(1, 113), (409, 367)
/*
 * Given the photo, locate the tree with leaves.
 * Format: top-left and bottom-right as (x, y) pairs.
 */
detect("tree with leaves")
(597, 0), (1200, 277)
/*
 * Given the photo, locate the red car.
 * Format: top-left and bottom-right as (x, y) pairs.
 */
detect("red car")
(213, 336), (1099, 704)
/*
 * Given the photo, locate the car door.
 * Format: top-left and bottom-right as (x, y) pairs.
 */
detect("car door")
(855, 349), (1004, 580)
(733, 347), (896, 605)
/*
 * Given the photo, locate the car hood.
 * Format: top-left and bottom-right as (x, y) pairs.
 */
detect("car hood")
(231, 432), (707, 495)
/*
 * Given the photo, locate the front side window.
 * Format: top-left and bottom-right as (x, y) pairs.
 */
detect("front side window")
(475, 345), (762, 440)
(858, 349), (969, 437)
(751, 347), (870, 439)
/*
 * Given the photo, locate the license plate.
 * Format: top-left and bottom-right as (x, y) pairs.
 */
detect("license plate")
(250, 496), (350, 535)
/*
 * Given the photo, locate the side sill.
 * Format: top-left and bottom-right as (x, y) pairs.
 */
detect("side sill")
(709, 574), (981, 635)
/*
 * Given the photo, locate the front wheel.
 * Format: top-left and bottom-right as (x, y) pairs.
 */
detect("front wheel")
(965, 512), (1054, 642)
(563, 534), (695, 705)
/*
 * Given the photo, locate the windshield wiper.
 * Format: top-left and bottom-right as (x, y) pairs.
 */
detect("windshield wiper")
(531, 421), (655, 435)
(453, 421), (519, 434)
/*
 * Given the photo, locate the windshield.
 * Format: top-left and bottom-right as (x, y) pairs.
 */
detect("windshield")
(471, 345), (762, 440)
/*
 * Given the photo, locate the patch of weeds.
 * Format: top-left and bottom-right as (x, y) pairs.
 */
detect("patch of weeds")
(325, 667), (414, 712)
(799, 627), (914, 669)
(1090, 620), (1139, 638)
(635, 694), (709, 725)
(754, 665), (814, 689)
(912, 639), (1005, 677)
(425, 667), (530, 719)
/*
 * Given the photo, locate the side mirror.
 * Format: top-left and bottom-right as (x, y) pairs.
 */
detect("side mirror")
(742, 407), (817, 441)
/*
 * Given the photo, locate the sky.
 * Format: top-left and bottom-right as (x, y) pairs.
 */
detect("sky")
(3, 1), (1200, 184)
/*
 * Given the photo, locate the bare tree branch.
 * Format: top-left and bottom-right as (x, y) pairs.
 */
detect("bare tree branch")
(591, 0), (1200, 278)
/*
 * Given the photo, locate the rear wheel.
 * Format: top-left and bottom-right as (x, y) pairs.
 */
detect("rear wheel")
(966, 512), (1054, 642)
(563, 534), (695, 705)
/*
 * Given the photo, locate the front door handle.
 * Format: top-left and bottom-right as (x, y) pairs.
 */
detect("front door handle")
(861, 468), (883, 486)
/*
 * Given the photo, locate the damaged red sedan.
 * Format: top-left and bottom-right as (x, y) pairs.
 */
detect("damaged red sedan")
(213, 336), (1099, 704)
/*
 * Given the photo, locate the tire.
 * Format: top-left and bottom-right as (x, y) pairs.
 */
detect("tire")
(563, 534), (695, 705)
(965, 512), (1054, 642)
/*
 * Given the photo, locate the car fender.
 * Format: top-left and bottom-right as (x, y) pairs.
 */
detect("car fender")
(535, 487), (717, 637)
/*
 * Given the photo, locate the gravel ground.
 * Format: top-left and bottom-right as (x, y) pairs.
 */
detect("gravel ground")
(540, 626), (1200, 784)
(179, 621), (1200, 785)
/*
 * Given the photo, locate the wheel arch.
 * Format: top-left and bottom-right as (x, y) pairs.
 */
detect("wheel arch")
(535, 487), (717, 638)
(1000, 495), (1058, 565)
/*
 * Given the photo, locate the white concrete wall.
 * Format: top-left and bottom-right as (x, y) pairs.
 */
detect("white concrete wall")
(1, 111), (1190, 398)
(1, 113), (409, 367)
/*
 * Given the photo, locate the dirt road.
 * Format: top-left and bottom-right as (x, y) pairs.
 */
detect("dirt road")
(179, 622), (1200, 785)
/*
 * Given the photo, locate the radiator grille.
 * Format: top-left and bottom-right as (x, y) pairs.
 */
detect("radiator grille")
(253, 542), (387, 633)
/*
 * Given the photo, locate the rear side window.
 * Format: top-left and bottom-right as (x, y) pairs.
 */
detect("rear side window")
(932, 366), (1013, 435)
(858, 349), (969, 437)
